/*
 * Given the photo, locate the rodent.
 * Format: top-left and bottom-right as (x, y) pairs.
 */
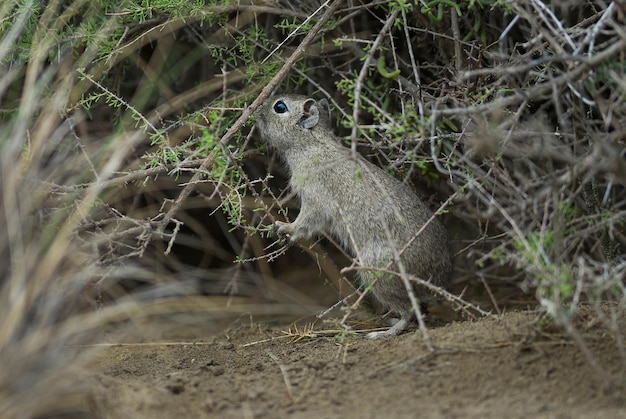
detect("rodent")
(254, 94), (452, 339)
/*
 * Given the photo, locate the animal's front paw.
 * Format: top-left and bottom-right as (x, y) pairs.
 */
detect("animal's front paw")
(274, 221), (296, 244)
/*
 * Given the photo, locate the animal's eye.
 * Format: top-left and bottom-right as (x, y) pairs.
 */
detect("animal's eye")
(273, 100), (288, 114)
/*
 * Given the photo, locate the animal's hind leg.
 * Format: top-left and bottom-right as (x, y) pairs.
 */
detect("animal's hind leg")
(365, 316), (409, 340)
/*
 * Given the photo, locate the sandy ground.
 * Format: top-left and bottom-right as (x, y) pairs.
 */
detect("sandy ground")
(83, 309), (626, 418)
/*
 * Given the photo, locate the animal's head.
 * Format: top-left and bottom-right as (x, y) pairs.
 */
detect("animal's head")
(254, 94), (331, 149)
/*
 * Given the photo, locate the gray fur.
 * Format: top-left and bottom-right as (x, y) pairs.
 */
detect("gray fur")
(255, 94), (452, 339)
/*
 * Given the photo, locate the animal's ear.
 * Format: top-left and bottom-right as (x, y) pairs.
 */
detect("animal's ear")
(297, 99), (320, 130)
(318, 99), (331, 122)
